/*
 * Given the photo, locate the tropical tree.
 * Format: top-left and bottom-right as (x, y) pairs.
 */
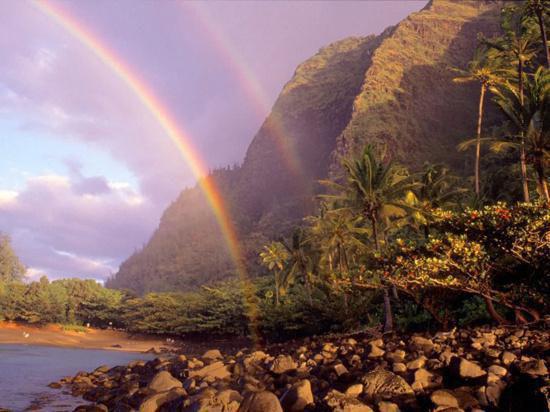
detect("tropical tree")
(321, 145), (417, 332)
(483, 7), (540, 201)
(406, 163), (467, 236)
(259, 242), (290, 306)
(490, 67), (549, 202)
(280, 229), (317, 304)
(523, 0), (550, 68)
(454, 48), (505, 195)
(0, 234), (25, 282)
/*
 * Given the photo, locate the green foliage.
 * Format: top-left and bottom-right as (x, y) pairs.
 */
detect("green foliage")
(0, 234), (25, 282)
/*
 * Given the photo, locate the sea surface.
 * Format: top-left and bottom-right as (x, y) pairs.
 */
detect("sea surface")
(0, 344), (152, 412)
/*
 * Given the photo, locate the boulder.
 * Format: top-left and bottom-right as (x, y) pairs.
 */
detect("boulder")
(239, 391), (283, 412)
(431, 389), (459, 408)
(324, 389), (374, 412)
(450, 357), (487, 380)
(413, 368), (442, 390)
(519, 359), (548, 377)
(377, 401), (400, 412)
(501, 351), (517, 366)
(409, 336), (434, 353)
(280, 379), (314, 411)
(147, 371), (183, 393)
(406, 356), (426, 370)
(189, 361), (231, 380)
(361, 369), (414, 401)
(140, 387), (186, 412)
(202, 349), (223, 361)
(270, 355), (297, 374)
(345, 384), (364, 397)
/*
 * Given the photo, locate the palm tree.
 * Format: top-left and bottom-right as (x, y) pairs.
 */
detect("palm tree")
(490, 67), (549, 202)
(259, 242), (289, 306)
(523, 0), (550, 68)
(454, 48), (504, 196)
(321, 144), (417, 332)
(280, 229), (317, 304)
(408, 163), (467, 236)
(484, 9), (539, 201)
(306, 208), (369, 311)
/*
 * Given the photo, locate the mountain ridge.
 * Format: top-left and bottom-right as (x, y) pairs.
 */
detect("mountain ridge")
(108, 0), (505, 294)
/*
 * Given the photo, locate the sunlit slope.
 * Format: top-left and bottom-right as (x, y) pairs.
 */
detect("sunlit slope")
(109, 0), (504, 294)
(109, 36), (380, 293)
(336, 0), (502, 169)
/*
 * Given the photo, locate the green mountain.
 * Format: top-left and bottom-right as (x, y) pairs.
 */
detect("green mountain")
(108, 0), (504, 294)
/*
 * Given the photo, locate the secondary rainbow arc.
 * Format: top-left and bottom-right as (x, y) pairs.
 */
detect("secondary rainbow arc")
(33, 0), (258, 334)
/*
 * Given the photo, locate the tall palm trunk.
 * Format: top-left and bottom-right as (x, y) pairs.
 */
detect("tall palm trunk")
(370, 211), (394, 333)
(383, 288), (393, 333)
(518, 60), (531, 202)
(475, 83), (486, 195)
(534, 151), (550, 202)
(535, 8), (550, 69)
(275, 272), (280, 306)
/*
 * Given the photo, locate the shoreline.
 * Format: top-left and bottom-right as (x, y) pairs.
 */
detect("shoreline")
(0, 322), (174, 353)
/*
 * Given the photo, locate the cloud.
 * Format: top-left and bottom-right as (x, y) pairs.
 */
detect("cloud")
(0, 172), (156, 281)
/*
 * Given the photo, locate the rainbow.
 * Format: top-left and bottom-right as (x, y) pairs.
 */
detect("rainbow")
(33, 0), (259, 336)
(183, 2), (304, 179)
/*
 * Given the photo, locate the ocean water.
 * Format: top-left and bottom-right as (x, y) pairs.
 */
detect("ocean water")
(0, 344), (152, 412)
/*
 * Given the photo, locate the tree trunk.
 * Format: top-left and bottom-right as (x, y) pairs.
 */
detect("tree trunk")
(275, 273), (280, 306)
(370, 215), (379, 251)
(519, 60), (531, 202)
(383, 287), (393, 333)
(533, 151), (550, 203)
(475, 84), (486, 195)
(484, 296), (506, 324)
(536, 8), (550, 69)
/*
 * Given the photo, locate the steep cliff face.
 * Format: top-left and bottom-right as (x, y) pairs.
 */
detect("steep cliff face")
(109, 0), (504, 294)
(109, 35), (381, 293)
(336, 0), (503, 169)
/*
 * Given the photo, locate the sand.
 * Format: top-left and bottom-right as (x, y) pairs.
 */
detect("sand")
(0, 322), (174, 353)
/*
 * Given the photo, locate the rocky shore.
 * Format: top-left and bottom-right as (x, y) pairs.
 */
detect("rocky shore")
(51, 325), (549, 412)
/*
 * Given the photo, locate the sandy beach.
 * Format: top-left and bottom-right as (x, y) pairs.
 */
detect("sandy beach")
(0, 322), (173, 353)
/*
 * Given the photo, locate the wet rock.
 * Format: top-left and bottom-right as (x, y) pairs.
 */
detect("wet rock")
(239, 390), (283, 412)
(280, 379), (314, 411)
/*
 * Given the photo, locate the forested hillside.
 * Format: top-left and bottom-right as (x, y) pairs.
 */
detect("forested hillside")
(108, 0), (506, 294)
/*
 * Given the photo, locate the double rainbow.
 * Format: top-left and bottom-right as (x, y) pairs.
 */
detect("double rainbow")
(34, 0), (259, 335)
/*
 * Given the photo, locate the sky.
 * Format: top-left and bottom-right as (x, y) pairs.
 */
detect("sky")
(0, 0), (426, 282)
